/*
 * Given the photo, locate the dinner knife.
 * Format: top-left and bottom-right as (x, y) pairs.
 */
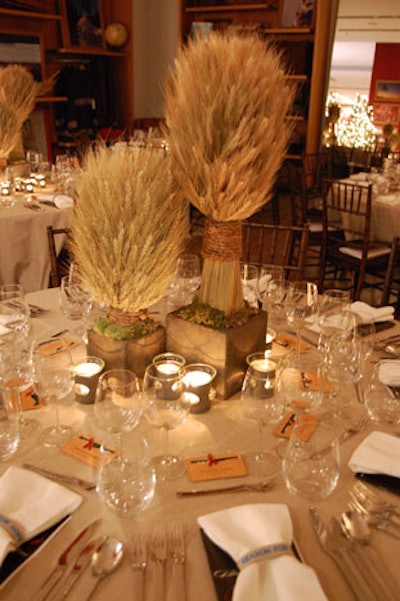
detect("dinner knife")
(58, 536), (106, 600)
(355, 472), (400, 496)
(22, 463), (96, 491)
(36, 519), (101, 601)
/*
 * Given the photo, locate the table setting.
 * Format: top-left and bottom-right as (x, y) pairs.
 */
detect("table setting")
(0, 283), (398, 601)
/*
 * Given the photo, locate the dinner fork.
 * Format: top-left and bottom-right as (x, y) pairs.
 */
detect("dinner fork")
(131, 534), (146, 601)
(167, 524), (186, 601)
(351, 481), (400, 519)
(149, 526), (167, 601)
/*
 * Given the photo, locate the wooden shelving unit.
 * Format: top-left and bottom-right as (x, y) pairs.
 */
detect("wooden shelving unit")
(0, 1), (133, 157)
(180, 0), (337, 161)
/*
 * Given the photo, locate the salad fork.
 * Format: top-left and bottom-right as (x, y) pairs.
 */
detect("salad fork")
(131, 534), (146, 601)
(149, 526), (167, 600)
(168, 524), (186, 601)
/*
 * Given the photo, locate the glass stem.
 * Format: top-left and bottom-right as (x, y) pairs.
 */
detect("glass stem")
(257, 422), (265, 461)
(297, 328), (302, 356)
(162, 427), (170, 459)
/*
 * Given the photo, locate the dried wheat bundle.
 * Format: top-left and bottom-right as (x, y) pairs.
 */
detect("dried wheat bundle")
(71, 145), (187, 319)
(0, 101), (20, 160)
(0, 64), (54, 126)
(164, 31), (295, 314)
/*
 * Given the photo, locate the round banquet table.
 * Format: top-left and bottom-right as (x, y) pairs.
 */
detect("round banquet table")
(1, 288), (400, 601)
(0, 198), (72, 293)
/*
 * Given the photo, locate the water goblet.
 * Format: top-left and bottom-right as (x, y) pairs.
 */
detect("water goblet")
(364, 361), (400, 429)
(32, 337), (75, 447)
(0, 297), (30, 342)
(240, 263), (259, 308)
(0, 398), (20, 460)
(96, 435), (156, 518)
(283, 421), (340, 501)
(176, 253), (201, 299)
(0, 335), (39, 438)
(142, 363), (190, 480)
(241, 353), (285, 477)
(94, 369), (143, 458)
(284, 281), (319, 354)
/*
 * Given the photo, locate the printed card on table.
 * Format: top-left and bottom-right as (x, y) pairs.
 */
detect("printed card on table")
(298, 370), (330, 393)
(6, 379), (45, 410)
(61, 434), (117, 468)
(275, 334), (311, 352)
(36, 337), (81, 358)
(185, 453), (247, 482)
(275, 412), (319, 440)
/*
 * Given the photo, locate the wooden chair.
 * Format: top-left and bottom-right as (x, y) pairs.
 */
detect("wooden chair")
(47, 226), (72, 288)
(381, 236), (400, 317)
(242, 221), (310, 281)
(318, 178), (391, 300)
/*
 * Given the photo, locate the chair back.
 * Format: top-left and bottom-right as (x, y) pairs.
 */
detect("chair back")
(46, 226), (72, 288)
(242, 222), (309, 281)
(381, 236), (400, 312)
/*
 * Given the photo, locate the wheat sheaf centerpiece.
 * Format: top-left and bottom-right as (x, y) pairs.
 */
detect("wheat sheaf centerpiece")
(0, 64), (54, 172)
(71, 144), (187, 376)
(164, 31), (295, 398)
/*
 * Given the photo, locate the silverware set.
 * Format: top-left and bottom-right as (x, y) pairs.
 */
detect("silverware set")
(131, 524), (186, 601)
(310, 482), (400, 601)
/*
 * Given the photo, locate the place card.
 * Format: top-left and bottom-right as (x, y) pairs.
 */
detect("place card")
(275, 413), (319, 440)
(37, 337), (80, 358)
(185, 452), (247, 482)
(5, 379), (45, 410)
(275, 334), (310, 352)
(61, 434), (117, 468)
(298, 370), (330, 392)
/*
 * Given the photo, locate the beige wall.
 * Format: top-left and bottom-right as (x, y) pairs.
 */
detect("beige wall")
(133, 0), (180, 120)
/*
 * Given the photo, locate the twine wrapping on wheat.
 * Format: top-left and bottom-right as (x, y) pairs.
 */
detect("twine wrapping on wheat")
(108, 307), (149, 327)
(202, 220), (242, 261)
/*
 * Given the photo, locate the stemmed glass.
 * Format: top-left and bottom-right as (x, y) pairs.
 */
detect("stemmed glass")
(32, 337), (75, 447)
(0, 334), (39, 437)
(241, 354), (285, 477)
(173, 253), (201, 306)
(240, 263), (259, 308)
(59, 275), (93, 336)
(284, 281), (319, 354)
(94, 369), (154, 517)
(94, 368), (143, 457)
(142, 363), (190, 480)
(0, 295), (31, 342)
(259, 264), (286, 330)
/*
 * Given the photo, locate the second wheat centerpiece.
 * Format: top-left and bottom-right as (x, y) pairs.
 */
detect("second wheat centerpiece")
(71, 144), (187, 376)
(164, 31), (295, 397)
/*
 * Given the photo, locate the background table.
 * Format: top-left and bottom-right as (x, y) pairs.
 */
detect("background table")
(1, 288), (399, 601)
(0, 201), (72, 293)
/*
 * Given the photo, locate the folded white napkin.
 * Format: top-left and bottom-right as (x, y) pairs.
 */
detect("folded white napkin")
(378, 360), (400, 387)
(350, 301), (395, 323)
(0, 466), (82, 565)
(53, 194), (74, 209)
(348, 431), (400, 478)
(198, 503), (327, 601)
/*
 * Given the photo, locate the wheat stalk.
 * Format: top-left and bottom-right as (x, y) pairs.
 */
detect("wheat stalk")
(164, 31), (295, 314)
(71, 145), (187, 318)
(0, 101), (20, 160)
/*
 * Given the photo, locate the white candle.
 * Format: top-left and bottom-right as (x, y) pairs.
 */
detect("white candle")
(75, 362), (103, 377)
(182, 370), (212, 387)
(250, 358), (277, 374)
(156, 362), (181, 375)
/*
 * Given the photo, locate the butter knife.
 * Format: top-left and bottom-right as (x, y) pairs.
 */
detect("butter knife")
(22, 463), (96, 491)
(36, 519), (101, 601)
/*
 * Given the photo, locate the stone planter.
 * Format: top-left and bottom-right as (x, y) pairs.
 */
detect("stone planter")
(87, 326), (166, 379)
(166, 310), (267, 399)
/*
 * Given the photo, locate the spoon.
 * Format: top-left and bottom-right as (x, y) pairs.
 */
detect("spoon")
(86, 536), (124, 598)
(341, 508), (371, 544)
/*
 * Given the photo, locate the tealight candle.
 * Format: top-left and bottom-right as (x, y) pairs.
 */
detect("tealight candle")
(181, 363), (216, 414)
(74, 356), (105, 404)
(246, 352), (279, 377)
(153, 352), (186, 377)
(265, 327), (276, 349)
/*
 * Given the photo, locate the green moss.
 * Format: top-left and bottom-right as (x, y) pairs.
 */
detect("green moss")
(93, 315), (161, 341)
(174, 298), (259, 329)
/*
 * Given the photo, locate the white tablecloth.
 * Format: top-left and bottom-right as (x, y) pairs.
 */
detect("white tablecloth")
(0, 199), (72, 292)
(1, 288), (399, 601)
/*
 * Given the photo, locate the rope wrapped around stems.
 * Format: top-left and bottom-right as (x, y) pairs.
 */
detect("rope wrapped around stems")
(108, 307), (150, 327)
(202, 220), (242, 262)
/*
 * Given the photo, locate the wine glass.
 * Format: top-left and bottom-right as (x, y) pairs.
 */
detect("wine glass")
(284, 281), (319, 354)
(241, 354), (285, 477)
(94, 368), (143, 458)
(0, 334), (39, 438)
(0, 297), (31, 342)
(259, 264), (286, 330)
(142, 363), (190, 480)
(59, 275), (93, 332)
(32, 337), (75, 447)
(240, 263), (259, 308)
(364, 361), (400, 430)
(283, 421), (340, 501)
